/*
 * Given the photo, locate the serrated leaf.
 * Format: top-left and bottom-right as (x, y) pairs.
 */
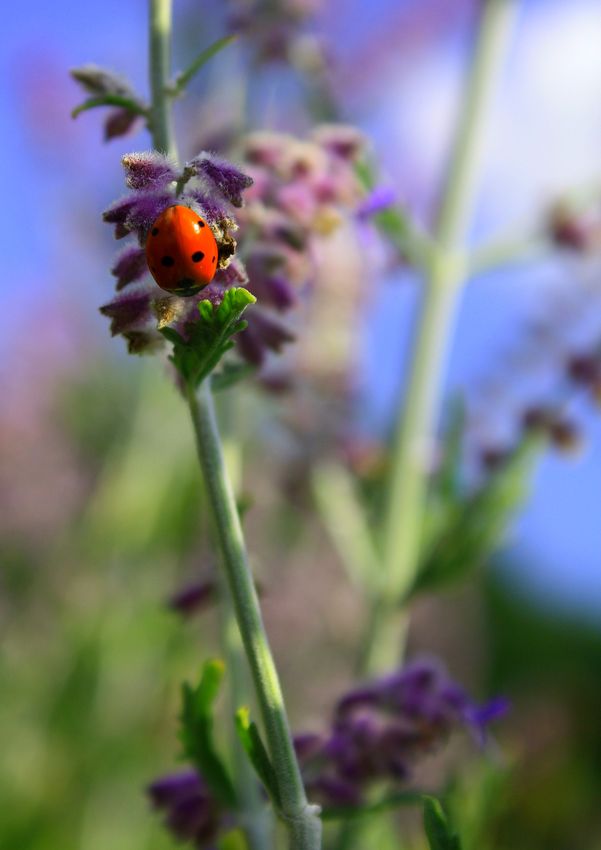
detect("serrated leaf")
(168, 288), (256, 387)
(172, 35), (238, 95)
(71, 94), (148, 119)
(179, 660), (237, 807)
(235, 707), (281, 809)
(423, 797), (462, 850)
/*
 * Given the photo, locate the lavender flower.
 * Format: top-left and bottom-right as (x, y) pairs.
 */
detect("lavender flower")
(100, 150), (252, 355)
(295, 660), (507, 808)
(147, 770), (224, 848)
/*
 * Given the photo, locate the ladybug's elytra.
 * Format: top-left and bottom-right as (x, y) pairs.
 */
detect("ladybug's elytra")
(145, 205), (219, 296)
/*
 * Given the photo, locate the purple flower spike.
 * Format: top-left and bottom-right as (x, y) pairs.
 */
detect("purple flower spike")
(124, 191), (174, 239)
(190, 152), (254, 208)
(110, 245), (148, 290)
(102, 195), (138, 239)
(122, 152), (178, 191)
(105, 109), (143, 142)
(295, 658), (508, 808)
(99, 290), (152, 336)
(148, 770), (221, 848)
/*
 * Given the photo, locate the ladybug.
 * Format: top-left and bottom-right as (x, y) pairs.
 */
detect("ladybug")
(145, 205), (219, 296)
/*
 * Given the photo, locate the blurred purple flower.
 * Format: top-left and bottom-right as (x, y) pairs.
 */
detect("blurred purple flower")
(296, 659), (508, 808)
(168, 580), (217, 618)
(148, 770), (222, 848)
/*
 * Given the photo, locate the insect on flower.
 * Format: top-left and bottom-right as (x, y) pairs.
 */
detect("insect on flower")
(146, 205), (219, 296)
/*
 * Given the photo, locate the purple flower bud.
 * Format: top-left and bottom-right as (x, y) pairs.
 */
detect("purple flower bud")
(168, 580), (216, 618)
(214, 257), (249, 288)
(104, 108), (144, 142)
(357, 186), (396, 219)
(110, 245), (148, 290)
(99, 289), (153, 336)
(123, 330), (165, 355)
(236, 310), (295, 366)
(71, 64), (133, 97)
(311, 125), (366, 161)
(103, 196), (138, 239)
(122, 152), (178, 191)
(124, 191), (174, 239)
(148, 770), (221, 847)
(189, 152), (254, 208)
(464, 697), (510, 747)
(184, 190), (232, 227)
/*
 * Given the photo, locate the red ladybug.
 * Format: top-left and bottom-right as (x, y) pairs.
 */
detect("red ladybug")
(145, 205), (219, 296)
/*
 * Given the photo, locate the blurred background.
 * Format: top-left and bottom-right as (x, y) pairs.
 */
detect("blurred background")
(1, 1), (601, 848)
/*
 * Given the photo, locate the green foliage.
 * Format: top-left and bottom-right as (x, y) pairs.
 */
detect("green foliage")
(413, 426), (540, 598)
(423, 796), (463, 850)
(71, 94), (148, 119)
(179, 660), (237, 807)
(171, 35), (238, 96)
(235, 707), (281, 809)
(162, 288), (256, 387)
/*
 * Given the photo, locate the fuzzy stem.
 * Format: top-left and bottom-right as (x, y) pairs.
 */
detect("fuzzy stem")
(188, 381), (321, 850)
(149, 0), (177, 159)
(376, 0), (518, 664)
(148, 2), (319, 847)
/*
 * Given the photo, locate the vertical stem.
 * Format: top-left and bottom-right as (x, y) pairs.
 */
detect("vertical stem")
(378, 0), (518, 661)
(148, 2), (319, 847)
(188, 381), (321, 850)
(149, 0), (177, 159)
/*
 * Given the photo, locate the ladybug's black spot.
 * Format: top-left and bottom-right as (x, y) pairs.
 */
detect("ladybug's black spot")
(192, 251), (205, 263)
(197, 220), (205, 228)
(151, 227), (159, 236)
(161, 255), (175, 267)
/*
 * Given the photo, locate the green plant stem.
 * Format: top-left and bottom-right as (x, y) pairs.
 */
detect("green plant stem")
(148, 3), (318, 847)
(149, 0), (177, 159)
(375, 0), (518, 668)
(188, 380), (321, 850)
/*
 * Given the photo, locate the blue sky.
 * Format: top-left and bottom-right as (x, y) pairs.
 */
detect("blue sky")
(2, 0), (601, 619)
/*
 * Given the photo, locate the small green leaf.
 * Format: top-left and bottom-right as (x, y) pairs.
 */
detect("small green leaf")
(179, 660), (237, 807)
(71, 94), (148, 119)
(423, 796), (462, 850)
(413, 435), (540, 597)
(172, 35), (238, 95)
(321, 790), (423, 821)
(235, 707), (281, 808)
(167, 288), (256, 387)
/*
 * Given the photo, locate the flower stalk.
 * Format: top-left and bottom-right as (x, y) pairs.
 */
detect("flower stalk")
(187, 381), (321, 849)
(375, 0), (519, 668)
(148, 1), (320, 846)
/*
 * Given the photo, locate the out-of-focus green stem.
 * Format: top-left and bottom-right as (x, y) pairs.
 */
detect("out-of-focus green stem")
(188, 381), (321, 850)
(377, 0), (518, 663)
